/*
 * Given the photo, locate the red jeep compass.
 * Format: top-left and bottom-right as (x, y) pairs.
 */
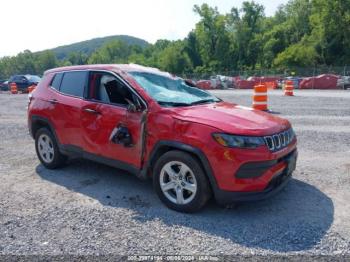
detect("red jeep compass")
(28, 64), (297, 212)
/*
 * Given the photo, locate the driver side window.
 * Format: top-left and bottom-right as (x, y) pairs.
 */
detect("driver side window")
(88, 72), (135, 106)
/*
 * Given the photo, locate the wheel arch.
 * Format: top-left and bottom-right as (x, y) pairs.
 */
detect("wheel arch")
(144, 141), (219, 193)
(30, 115), (60, 145)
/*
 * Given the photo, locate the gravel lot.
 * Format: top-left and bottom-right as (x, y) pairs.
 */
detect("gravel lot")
(0, 90), (350, 258)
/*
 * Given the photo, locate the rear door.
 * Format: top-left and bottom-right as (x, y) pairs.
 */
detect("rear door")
(80, 71), (146, 168)
(49, 71), (88, 149)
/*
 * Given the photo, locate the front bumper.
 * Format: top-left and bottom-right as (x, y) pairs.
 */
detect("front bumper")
(214, 149), (297, 205)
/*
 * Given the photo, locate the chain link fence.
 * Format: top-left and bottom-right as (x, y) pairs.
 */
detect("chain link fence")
(181, 66), (349, 90)
(183, 66), (349, 79)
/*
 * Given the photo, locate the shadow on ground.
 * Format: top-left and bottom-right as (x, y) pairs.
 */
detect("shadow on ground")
(36, 159), (334, 252)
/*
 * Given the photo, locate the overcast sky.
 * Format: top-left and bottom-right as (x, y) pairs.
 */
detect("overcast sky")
(0, 0), (288, 57)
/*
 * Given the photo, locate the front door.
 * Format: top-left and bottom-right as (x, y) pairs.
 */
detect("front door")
(81, 71), (146, 169)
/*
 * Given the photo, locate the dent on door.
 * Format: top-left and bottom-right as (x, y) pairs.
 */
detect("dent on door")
(109, 125), (133, 147)
(108, 105), (147, 148)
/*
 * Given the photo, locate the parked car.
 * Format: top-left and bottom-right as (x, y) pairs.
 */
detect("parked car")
(195, 79), (212, 90)
(8, 74), (41, 93)
(216, 75), (234, 89)
(28, 64), (297, 213)
(0, 80), (9, 91)
(210, 76), (224, 89)
(299, 74), (339, 89)
(337, 76), (350, 90)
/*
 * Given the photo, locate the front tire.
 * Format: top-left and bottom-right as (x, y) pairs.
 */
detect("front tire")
(35, 127), (67, 169)
(153, 150), (211, 213)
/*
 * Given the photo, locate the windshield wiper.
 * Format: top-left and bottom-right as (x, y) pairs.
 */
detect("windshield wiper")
(190, 99), (217, 105)
(157, 101), (191, 107)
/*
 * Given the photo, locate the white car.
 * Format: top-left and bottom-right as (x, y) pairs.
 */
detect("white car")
(337, 76), (350, 89)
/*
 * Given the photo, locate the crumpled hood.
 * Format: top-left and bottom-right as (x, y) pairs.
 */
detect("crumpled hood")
(170, 102), (291, 136)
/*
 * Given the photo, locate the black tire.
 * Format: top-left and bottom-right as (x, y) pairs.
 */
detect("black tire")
(153, 150), (211, 213)
(35, 127), (67, 169)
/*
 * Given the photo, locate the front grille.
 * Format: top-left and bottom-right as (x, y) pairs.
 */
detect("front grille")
(264, 128), (295, 151)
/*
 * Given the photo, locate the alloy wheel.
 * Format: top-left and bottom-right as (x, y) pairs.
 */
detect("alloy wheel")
(37, 134), (54, 163)
(159, 161), (197, 205)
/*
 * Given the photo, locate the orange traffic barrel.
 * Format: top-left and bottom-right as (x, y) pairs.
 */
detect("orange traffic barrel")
(10, 83), (18, 94)
(28, 84), (36, 93)
(284, 80), (294, 96)
(252, 83), (268, 111)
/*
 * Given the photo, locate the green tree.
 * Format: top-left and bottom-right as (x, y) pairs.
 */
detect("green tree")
(141, 39), (171, 67)
(228, 1), (265, 69)
(273, 39), (319, 67)
(184, 31), (202, 69)
(88, 40), (132, 64)
(1, 0), (350, 75)
(35, 51), (58, 74)
(193, 3), (231, 71)
(158, 41), (193, 74)
(0, 57), (16, 79)
(15, 50), (36, 74)
(67, 52), (88, 65)
(310, 0), (350, 65)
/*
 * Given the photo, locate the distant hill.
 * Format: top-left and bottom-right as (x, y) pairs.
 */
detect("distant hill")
(48, 35), (149, 60)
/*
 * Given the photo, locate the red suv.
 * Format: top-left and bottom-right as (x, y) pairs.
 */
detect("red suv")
(28, 64), (297, 212)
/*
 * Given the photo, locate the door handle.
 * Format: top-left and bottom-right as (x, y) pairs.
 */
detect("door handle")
(83, 108), (101, 115)
(49, 99), (58, 104)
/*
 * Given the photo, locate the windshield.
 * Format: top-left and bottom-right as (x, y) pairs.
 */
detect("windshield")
(129, 72), (220, 107)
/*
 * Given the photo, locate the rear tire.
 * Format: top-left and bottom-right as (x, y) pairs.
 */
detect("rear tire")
(153, 150), (211, 213)
(35, 127), (67, 169)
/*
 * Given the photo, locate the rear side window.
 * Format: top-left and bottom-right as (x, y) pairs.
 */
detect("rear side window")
(51, 73), (63, 90)
(60, 71), (87, 97)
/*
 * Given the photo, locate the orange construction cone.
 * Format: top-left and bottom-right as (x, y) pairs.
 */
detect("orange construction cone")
(10, 83), (18, 94)
(284, 80), (294, 96)
(252, 83), (268, 111)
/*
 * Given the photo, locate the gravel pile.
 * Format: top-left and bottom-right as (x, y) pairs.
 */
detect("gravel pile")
(0, 90), (349, 257)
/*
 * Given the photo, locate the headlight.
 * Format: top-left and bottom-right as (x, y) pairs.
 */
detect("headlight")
(212, 133), (265, 149)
